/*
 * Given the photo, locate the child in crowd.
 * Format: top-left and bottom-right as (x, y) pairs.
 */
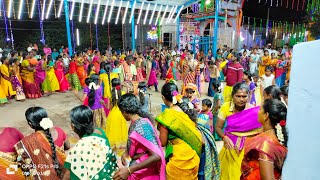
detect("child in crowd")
(184, 83), (200, 111)
(261, 66), (275, 90)
(68, 55), (82, 91)
(243, 71), (256, 106)
(252, 73), (263, 106)
(275, 54), (287, 87)
(199, 99), (214, 133)
(105, 78), (128, 156)
(73, 74), (107, 129)
(211, 81), (224, 140)
(207, 60), (220, 97)
(87, 64), (96, 78)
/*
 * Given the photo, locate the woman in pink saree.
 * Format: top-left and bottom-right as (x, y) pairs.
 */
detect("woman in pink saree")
(215, 82), (262, 180)
(114, 94), (165, 180)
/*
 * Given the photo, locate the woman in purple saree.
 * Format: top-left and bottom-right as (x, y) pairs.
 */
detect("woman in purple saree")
(215, 82), (262, 179)
(113, 94), (165, 180)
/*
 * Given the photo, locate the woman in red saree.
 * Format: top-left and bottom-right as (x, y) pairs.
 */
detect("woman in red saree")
(241, 99), (288, 180)
(92, 51), (101, 74)
(15, 107), (68, 179)
(114, 94), (165, 180)
(55, 56), (70, 92)
(20, 55), (42, 99)
(0, 127), (24, 180)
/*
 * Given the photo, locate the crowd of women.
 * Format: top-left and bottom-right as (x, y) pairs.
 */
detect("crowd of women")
(0, 43), (290, 180)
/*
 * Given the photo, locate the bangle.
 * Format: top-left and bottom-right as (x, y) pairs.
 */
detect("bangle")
(222, 135), (226, 139)
(127, 167), (132, 175)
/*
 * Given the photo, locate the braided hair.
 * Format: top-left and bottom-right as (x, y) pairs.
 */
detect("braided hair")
(85, 75), (99, 108)
(25, 107), (62, 177)
(111, 78), (121, 107)
(263, 99), (288, 147)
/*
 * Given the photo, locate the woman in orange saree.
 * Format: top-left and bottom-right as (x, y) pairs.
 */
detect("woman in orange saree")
(0, 127), (24, 180)
(20, 55), (42, 99)
(76, 56), (87, 87)
(15, 107), (67, 180)
(241, 99), (288, 180)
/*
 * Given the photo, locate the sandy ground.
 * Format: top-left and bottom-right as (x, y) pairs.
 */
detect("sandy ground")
(0, 80), (223, 151)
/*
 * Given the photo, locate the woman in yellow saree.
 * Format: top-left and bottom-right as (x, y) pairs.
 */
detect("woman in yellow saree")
(0, 56), (16, 97)
(215, 82), (262, 180)
(156, 83), (203, 180)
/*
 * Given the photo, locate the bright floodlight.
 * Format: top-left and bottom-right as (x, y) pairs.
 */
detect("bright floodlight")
(143, 3), (150, 25)
(129, 0), (136, 23)
(102, 0), (110, 25)
(70, 0), (76, 20)
(169, 6), (177, 23)
(76, 29), (80, 46)
(115, 0), (122, 24)
(149, 4), (157, 25)
(166, 6), (174, 24)
(87, 0), (94, 23)
(136, 1), (144, 24)
(122, 1), (130, 24)
(107, 0), (115, 23)
(135, 25), (137, 39)
(18, 0), (24, 19)
(7, 0), (12, 18)
(41, 0), (46, 20)
(58, 0), (64, 18)
(173, 5), (184, 23)
(46, 0), (54, 19)
(253, 30), (256, 40)
(94, 0), (101, 24)
(155, 5), (163, 25)
(79, 0), (84, 22)
(30, 0), (36, 18)
(160, 5), (168, 25)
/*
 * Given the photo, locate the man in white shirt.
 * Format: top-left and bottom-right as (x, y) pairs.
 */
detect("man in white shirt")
(27, 43), (34, 52)
(62, 54), (70, 67)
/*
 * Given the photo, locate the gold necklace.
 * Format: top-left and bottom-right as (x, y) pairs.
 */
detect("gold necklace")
(262, 129), (274, 134)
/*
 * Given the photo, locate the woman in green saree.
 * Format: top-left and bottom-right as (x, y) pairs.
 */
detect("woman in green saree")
(62, 105), (117, 180)
(156, 83), (203, 180)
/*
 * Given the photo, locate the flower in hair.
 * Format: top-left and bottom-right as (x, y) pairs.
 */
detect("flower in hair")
(89, 82), (99, 90)
(39, 118), (53, 130)
(275, 123), (285, 145)
(279, 120), (286, 127)
(172, 91), (179, 96)
(188, 102), (194, 109)
(116, 85), (121, 91)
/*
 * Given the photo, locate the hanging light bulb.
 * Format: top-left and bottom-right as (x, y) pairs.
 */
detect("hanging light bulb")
(101, 0), (110, 25)
(122, 1), (130, 24)
(94, 0), (101, 24)
(205, 0), (211, 5)
(46, 0), (54, 19)
(115, 0), (122, 24)
(87, 0), (94, 23)
(160, 5), (169, 25)
(275, 31), (278, 39)
(57, 0), (64, 18)
(18, 0), (24, 19)
(41, 0), (46, 20)
(166, 6), (175, 24)
(282, 34), (285, 40)
(129, 0), (136, 23)
(155, 5), (163, 25)
(253, 30), (255, 40)
(143, 3), (150, 25)
(135, 25), (137, 39)
(7, 0), (12, 18)
(149, 4), (157, 25)
(76, 28), (80, 46)
(30, 0), (36, 18)
(107, 0), (115, 23)
(169, 6), (178, 23)
(136, 1), (144, 24)
(79, 0), (84, 22)
(70, 0), (75, 20)
(173, 5), (184, 23)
